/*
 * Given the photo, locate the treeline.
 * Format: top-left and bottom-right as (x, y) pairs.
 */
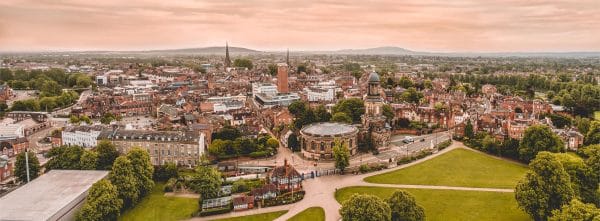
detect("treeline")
(451, 74), (600, 117)
(0, 68), (94, 92)
(11, 90), (79, 111)
(208, 126), (279, 159)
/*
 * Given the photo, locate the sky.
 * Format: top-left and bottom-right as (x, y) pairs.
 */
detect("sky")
(0, 0), (599, 52)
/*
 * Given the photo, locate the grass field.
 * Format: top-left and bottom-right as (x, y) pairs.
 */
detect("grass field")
(595, 111), (600, 121)
(119, 183), (199, 221)
(335, 186), (530, 221)
(211, 211), (288, 221)
(364, 148), (528, 188)
(288, 207), (325, 221)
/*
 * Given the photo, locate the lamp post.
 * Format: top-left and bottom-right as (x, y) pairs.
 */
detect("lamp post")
(25, 149), (31, 183)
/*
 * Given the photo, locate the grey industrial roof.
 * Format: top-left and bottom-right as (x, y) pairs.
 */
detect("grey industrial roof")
(301, 122), (358, 137)
(0, 170), (109, 221)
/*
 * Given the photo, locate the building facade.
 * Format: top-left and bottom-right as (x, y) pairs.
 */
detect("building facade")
(300, 122), (359, 159)
(62, 125), (105, 148)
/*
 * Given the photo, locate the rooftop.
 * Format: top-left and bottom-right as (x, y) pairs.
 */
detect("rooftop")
(301, 122), (358, 136)
(0, 170), (109, 221)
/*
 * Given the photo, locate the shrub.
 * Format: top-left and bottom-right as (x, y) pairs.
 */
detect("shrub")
(263, 191), (305, 207)
(248, 151), (270, 158)
(436, 140), (452, 151)
(164, 178), (177, 192)
(397, 156), (415, 165)
(359, 164), (371, 173)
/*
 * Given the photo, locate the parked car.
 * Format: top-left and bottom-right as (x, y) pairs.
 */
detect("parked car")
(402, 136), (414, 143)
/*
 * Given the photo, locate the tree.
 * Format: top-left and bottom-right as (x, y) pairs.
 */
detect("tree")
(233, 58), (253, 70)
(208, 139), (228, 156)
(76, 75), (93, 88)
(515, 152), (575, 221)
(40, 80), (62, 97)
(585, 121), (600, 146)
(400, 87), (423, 104)
(77, 179), (123, 221)
(332, 112), (353, 124)
(382, 104), (394, 121)
(80, 115), (92, 125)
(387, 190), (426, 221)
(267, 64), (277, 76)
(189, 166), (222, 200)
(153, 162), (178, 182)
(582, 144), (600, 206)
(548, 199), (600, 221)
(332, 140), (350, 174)
(266, 137), (279, 150)
(518, 125), (565, 162)
(339, 194), (392, 221)
(126, 147), (155, 196)
(69, 115), (80, 124)
(95, 140), (120, 170)
(554, 153), (598, 205)
(80, 150), (99, 170)
(212, 125), (241, 141)
(39, 97), (57, 111)
(481, 135), (499, 154)
(14, 151), (40, 182)
(464, 120), (474, 139)
(314, 105), (332, 122)
(398, 76), (413, 88)
(287, 133), (300, 151)
(110, 156), (140, 208)
(332, 98), (365, 123)
(46, 145), (84, 170)
(100, 113), (116, 125)
(546, 114), (572, 129)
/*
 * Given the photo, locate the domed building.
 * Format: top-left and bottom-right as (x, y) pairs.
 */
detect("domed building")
(361, 71), (391, 150)
(299, 122), (359, 160)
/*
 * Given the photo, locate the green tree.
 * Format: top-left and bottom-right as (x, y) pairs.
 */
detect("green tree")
(109, 156), (140, 208)
(554, 153), (598, 205)
(40, 80), (62, 97)
(464, 120), (474, 139)
(266, 137), (279, 150)
(333, 98), (365, 123)
(332, 140), (350, 174)
(398, 76), (413, 88)
(387, 190), (425, 221)
(515, 152), (575, 221)
(39, 97), (57, 111)
(126, 147), (155, 196)
(382, 104), (394, 121)
(314, 105), (332, 122)
(189, 166), (222, 200)
(340, 193), (392, 221)
(46, 145), (84, 170)
(332, 112), (353, 124)
(69, 115), (80, 124)
(518, 125), (565, 162)
(585, 121), (600, 146)
(548, 199), (600, 221)
(400, 87), (423, 103)
(287, 133), (300, 151)
(268, 64), (277, 76)
(80, 115), (92, 125)
(208, 139), (228, 156)
(582, 144), (600, 206)
(233, 58), (253, 69)
(80, 150), (99, 170)
(14, 151), (40, 182)
(77, 179), (123, 221)
(96, 140), (119, 170)
(153, 162), (179, 182)
(212, 125), (241, 141)
(76, 75), (93, 88)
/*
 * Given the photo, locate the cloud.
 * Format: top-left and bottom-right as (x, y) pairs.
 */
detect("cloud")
(0, 0), (598, 52)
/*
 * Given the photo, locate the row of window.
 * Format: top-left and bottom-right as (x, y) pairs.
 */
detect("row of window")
(301, 138), (353, 151)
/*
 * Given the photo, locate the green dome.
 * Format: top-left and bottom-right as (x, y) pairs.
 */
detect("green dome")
(368, 72), (380, 83)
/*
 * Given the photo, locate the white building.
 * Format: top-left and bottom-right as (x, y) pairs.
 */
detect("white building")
(305, 87), (335, 102)
(0, 124), (25, 138)
(62, 125), (106, 148)
(252, 83), (278, 96)
(213, 101), (245, 113)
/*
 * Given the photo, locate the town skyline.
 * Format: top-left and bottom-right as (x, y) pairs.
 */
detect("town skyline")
(1, 0), (600, 52)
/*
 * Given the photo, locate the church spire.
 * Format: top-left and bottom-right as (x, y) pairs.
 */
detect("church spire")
(286, 48), (290, 66)
(224, 42), (231, 69)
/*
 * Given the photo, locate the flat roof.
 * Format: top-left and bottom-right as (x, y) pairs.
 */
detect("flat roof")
(0, 170), (109, 221)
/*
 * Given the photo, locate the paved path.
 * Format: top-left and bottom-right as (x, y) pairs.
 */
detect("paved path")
(189, 142), (515, 221)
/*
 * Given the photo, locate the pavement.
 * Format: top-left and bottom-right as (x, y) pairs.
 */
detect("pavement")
(189, 141), (515, 221)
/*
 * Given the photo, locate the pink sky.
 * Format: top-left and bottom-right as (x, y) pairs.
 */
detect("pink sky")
(1, 0), (599, 52)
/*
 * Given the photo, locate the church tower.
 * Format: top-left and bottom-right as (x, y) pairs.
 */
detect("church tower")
(286, 48), (290, 66)
(361, 72), (391, 151)
(224, 42), (231, 70)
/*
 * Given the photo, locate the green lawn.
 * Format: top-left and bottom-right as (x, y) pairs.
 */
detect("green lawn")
(211, 211), (288, 221)
(119, 183), (199, 221)
(335, 186), (530, 221)
(364, 148), (528, 188)
(287, 207), (325, 221)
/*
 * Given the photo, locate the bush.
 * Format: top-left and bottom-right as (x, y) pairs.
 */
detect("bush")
(263, 191), (305, 207)
(164, 178), (177, 192)
(414, 150), (433, 160)
(397, 156), (415, 165)
(359, 164), (371, 173)
(248, 151), (271, 158)
(198, 206), (232, 217)
(436, 140), (452, 151)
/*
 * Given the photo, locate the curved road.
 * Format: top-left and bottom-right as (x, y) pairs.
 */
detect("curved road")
(191, 142), (514, 221)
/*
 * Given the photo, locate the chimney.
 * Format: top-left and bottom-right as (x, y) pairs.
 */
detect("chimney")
(284, 158), (288, 167)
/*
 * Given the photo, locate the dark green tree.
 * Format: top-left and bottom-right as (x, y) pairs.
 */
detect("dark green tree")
(548, 199), (600, 221)
(233, 58), (253, 69)
(585, 121), (600, 146)
(287, 133), (300, 151)
(332, 140), (350, 174)
(45, 145), (84, 170)
(464, 120), (474, 139)
(14, 151), (40, 183)
(77, 179), (123, 221)
(382, 104), (394, 121)
(80, 150), (98, 170)
(332, 98), (365, 123)
(387, 190), (426, 221)
(340, 194), (392, 221)
(332, 112), (353, 124)
(189, 166), (222, 200)
(126, 147), (155, 196)
(110, 156), (140, 208)
(515, 152), (575, 221)
(518, 125), (565, 162)
(153, 162), (179, 182)
(96, 140), (119, 170)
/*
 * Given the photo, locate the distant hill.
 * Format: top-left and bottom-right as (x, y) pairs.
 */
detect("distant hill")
(146, 46), (261, 54)
(330, 46), (417, 55)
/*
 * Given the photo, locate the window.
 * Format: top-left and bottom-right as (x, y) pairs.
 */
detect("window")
(320, 142), (325, 151)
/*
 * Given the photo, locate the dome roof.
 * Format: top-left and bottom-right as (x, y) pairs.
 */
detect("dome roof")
(301, 122), (358, 136)
(368, 72), (380, 83)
